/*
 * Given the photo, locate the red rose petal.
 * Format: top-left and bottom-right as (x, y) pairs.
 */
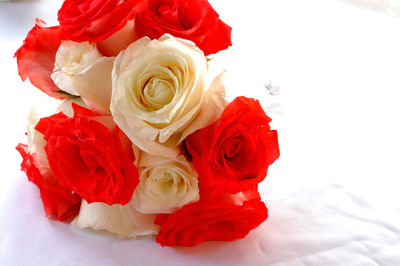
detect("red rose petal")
(58, 0), (147, 43)
(16, 143), (81, 221)
(155, 198), (268, 247)
(35, 106), (139, 205)
(135, 0), (232, 55)
(14, 19), (64, 99)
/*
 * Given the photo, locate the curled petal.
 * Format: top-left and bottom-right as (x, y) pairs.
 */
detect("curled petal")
(72, 200), (159, 238)
(155, 198), (268, 247)
(74, 57), (115, 114)
(16, 143), (82, 221)
(135, 0), (232, 55)
(58, 0), (147, 43)
(15, 19), (64, 99)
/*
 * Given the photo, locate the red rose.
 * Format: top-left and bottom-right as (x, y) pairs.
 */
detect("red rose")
(14, 19), (64, 99)
(185, 97), (280, 195)
(155, 197), (268, 247)
(135, 0), (232, 55)
(35, 103), (139, 205)
(58, 0), (147, 43)
(16, 144), (82, 221)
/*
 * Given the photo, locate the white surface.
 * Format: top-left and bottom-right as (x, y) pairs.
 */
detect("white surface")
(1, 0), (400, 265)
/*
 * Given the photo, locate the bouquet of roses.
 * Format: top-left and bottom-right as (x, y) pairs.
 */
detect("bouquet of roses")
(15, 0), (280, 247)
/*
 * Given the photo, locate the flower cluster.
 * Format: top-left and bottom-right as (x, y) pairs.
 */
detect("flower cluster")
(15, 0), (279, 247)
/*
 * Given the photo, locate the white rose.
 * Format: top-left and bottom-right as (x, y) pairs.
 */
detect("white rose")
(132, 153), (199, 214)
(72, 200), (159, 238)
(51, 41), (101, 95)
(111, 34), (207, 157)
(51, 41), (115, 113)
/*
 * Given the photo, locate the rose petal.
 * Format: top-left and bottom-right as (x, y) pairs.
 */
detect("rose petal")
(179, 70), (228, 143)
(72, 200), (159, 238)
(14, 19), (64, 99)
(96, 19), (139, 56)
(74, 57), (115, 114)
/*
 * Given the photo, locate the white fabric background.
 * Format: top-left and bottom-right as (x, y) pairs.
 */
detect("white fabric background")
(1, 0), (400, 265)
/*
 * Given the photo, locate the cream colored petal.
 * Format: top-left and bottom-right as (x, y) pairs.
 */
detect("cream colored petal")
(96, 19), (138, 57)
(51, 41), (112, 113)
(72, 200), (159, 238)
(132, 153), (199, 214)
(50, 71), (80, 96)
(74, 57), (115, 114)
(26, 96), (60, 169)
(53, 41), (102, 74)
(51, 41), (102, 96)
(179, 70), (229, 143)
(55, 97), (86, 117)
(128, 132), (181, 158)
(131, 143), (142, 167)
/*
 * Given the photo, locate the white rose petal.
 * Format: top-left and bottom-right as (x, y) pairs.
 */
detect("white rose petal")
(111, 34), (207, 157)
(51, 41), (114, 114)
(26, 96), (60, 170)
(178, 70), (229, 143)
(51, 41), (102, 96)
(73, 57), (115, 114)
(96, 19), (138, 56)
(132, 153), (199, 214)
(72, 200), (159, 238)
(55, 97), (87, 117)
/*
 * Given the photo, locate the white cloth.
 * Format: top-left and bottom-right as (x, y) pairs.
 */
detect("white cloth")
(1, 0), (400, 265)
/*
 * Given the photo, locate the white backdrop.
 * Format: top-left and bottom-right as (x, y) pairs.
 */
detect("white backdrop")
(1, 0), (400, 265)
